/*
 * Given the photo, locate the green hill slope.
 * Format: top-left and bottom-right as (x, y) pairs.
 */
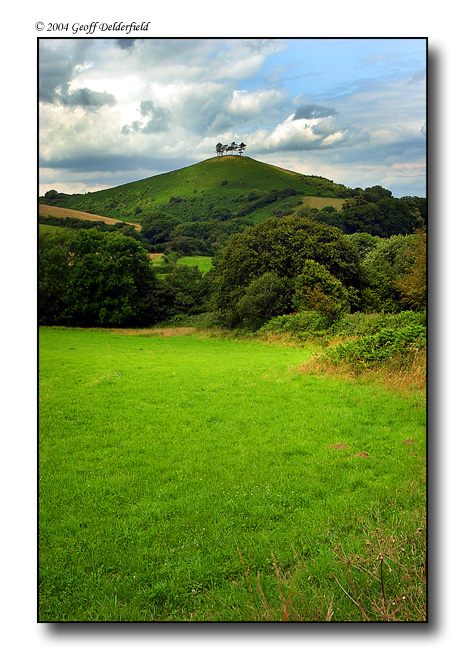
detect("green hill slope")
(39, 156), (355, 225)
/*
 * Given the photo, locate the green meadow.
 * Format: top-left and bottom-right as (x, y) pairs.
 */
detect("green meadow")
(39, 327), (426, 622)
(177, 255), (213, 273)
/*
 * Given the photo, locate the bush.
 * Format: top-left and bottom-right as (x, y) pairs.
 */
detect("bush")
(261, 311), (327, 340)
(236, 272), (291, 331)
(260, 310), (426, 345)
(293, 259), (350, 326)
(326, 323), (426, 371)
(163, 311), (223, 329)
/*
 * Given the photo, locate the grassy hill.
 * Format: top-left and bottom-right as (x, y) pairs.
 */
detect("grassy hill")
(39, 156), (354, 225)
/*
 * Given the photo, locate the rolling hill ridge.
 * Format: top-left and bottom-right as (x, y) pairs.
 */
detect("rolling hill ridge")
(39, 156), (354, 225)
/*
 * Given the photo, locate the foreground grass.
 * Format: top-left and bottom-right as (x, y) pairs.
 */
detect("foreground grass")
(39, 328), (426, 621)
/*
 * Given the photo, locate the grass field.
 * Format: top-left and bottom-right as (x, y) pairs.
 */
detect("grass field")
(300, 196), (348, 211)
(38, 204), (142, 231)
(39, 328), (426, 621)
(149, 255), (214, 273)
(177, 256), (213, 272)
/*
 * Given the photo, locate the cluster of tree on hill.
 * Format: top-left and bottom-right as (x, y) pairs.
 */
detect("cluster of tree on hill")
(215, 142), (246, 156)
(39, 212), (426, 330)
(297, 193), (425, 238)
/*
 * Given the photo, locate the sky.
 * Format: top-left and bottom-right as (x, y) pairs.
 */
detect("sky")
(38, 37), (427, 198)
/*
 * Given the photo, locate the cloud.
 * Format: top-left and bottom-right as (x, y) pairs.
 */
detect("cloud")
(407, 69), (426, 85)
(114, 38), (138, 50)
(293, 103), (337, 120)
(39, 40), (117, 109)
(207, 112), (234, 133)
(252, 110), (348, 153)
(38, 38), (426, 198)
(38, 39), (97, 104)
(227, 88), (287, 118)
(60, 86), (117, 109)
(122, 100), (171, 134)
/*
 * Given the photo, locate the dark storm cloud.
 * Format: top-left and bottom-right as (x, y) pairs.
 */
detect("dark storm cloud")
(293, 103), (337, 120)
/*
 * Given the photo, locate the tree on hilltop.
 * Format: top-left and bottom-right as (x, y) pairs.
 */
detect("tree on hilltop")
(214, 141), (246, 156)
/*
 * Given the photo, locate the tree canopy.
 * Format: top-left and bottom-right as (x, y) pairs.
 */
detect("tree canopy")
(211, 215), (363, 326)
(39, 229), (171, 327)
(215, 141), (246, 156)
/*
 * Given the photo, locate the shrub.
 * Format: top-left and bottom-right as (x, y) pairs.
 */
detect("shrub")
(325, 323), (426, 372)
(293, 259), (350, 326)
(261, 311), (327, 340)
(236, 272), (291, 331)
(260, 310), (426, 346)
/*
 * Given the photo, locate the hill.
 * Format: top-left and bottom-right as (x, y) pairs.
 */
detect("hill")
(39, 156), (355, 225)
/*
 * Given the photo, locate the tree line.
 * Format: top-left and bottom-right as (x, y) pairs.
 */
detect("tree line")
(39, 213), (426, 330)
(215, 141), (246, 156)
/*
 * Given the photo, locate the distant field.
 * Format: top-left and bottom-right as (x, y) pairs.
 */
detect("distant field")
(178, 256), (213, 272)
(39, 327), (426, 622)
(300, 196), (348, 211)
(150, 255), (213, 273)
(39, 204), (142, 231)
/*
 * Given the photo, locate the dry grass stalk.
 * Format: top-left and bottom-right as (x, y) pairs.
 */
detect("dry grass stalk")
(298, 349), (426, 394)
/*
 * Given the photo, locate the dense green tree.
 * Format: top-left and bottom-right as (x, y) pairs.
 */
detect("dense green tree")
(341, 200), (383, 235)
(64, 229), (156, 326)
(163, 265), (213, 317)
(345, 232), (381, 260)
(361, 234), (416, 312)
(236, 272), (291, 330)
(140, 211), (178, 245)
(362, 185), (393, 203)
(395, 229), (427, 310)
(211, 216), (362, 326)
(44, 189), (59, 200)
(38, 230), (73, 324)
(162, 235), (211, 256)
(341, 196), (424, 237)
(293, 259), (350, 324)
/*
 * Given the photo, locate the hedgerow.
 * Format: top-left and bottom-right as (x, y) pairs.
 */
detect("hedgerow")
(325, 323), (426, 371)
